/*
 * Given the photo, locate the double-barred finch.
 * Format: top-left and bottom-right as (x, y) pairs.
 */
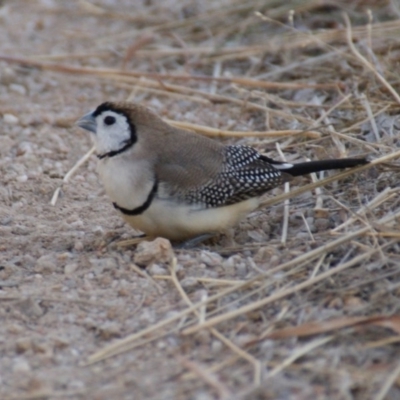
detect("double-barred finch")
(77, 102), (368, 241)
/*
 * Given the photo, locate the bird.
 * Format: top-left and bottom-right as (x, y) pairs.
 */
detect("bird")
(77, 101), (368, 242)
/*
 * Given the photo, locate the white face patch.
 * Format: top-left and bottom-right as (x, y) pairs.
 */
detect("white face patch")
(93, 110), (132, 156)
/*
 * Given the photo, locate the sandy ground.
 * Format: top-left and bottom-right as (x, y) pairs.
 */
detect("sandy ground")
(1, 1), (400, 399)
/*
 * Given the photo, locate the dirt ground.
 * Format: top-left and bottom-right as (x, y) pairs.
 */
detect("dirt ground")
(1, 1), (400, 399)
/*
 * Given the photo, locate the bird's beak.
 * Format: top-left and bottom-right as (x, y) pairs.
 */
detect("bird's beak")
(77, 111), (97, 133)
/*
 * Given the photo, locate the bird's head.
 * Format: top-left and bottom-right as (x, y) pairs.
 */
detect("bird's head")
(77, 102), (138, 159)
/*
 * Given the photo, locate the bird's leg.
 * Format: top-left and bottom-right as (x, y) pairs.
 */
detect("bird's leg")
(176, 233), (217, 249)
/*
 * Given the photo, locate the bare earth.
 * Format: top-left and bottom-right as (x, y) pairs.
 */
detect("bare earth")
(1, 1), (400, 399)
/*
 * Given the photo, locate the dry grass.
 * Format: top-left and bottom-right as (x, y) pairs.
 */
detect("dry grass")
(1, 0), (400, 399)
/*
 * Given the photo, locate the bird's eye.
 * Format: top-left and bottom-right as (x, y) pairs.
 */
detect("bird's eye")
(104, 116), (116, 125)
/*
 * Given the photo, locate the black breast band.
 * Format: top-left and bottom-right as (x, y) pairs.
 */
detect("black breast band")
(113, 179), (158, 216)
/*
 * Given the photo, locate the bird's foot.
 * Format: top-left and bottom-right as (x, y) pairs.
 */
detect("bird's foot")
(176, 233), (217, 249)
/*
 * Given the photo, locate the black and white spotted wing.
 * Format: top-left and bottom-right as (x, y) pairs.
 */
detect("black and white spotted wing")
(183, 145), (287, 208)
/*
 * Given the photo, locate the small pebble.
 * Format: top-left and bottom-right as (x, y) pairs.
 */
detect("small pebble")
(156, 340), (167, 349)
(211, 340), (223, 353)
(296, 232), (311, 240)
(18, 298), (44, 318)
(134, 238), (174, 267)
(147, 263), (167, 276)
(193, 392), (214, 400)
(13, 357), (31, 373)
(74, 241), (84, 251)
(53, 336), (69, 350)
(9, 83), (27, 95)
(235, 261), (248, 277)
(180, 277), (198, 290)
(16, 175), (28, 182)
(247, 229), (265, 242)
(199, 251), (223, 266)
(15, 338), (32, 353)
(64, 263), (78, 275)
(1, 67), (16, 84)
(254, 246), (274, 263)
(315, 218), (330, 231)
(34, 254), (57, 274)
(89, 257), (117, 275)
(32, 340), (52, 355)
(8, 324), (24, 334)
(26, 377), (49, 395)
(3, 113), (19, 125)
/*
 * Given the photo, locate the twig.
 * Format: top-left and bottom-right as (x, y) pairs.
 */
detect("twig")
(165, 119), (321, 139)
(343, 13), (400, 105)
(0, 55), (340, 91)
(300, 212), (315, 243)
(266, 336), (332, 378)
(276, 143), (290, 245)
(331, 187), (397, 232)
(178, 356), (232, 400)
(182, 249), (377, 335)
(50, 146), (96, 206)
(130, 263), (164, 295)
(169, 258), (262, 386)
(374, 360), (400, 400)
(342, 104), (391, 134)
(310, 254), (326, 280)
(153, 275), (249, 287)
(360, 93), (380, 142)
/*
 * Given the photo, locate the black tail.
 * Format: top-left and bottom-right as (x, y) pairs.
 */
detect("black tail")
(275, 157), (369, 177)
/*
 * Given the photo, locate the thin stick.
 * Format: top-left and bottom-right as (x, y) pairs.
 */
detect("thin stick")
(310, 254), (326, 280)
(130, 263), (164, 295)
(308, 160), (324, 212)
(366, 9), (373, 63)
(360, 93), (380, 142)
(131, 84), (211, 104)
(182, 250), (376, 335)
(332, 187), (397, 232)
(169, 258), (262, 386)
(183, 354), (241, 382)
(178, 357), (232, 400)
(343, 13), (400, 105)
(342, 104), (391, 133)
(165, 119), (321, 139)
(300, 212), (315, 242)
(210, 61), (221, 95)
(50, 146), (96, 206)
(312, 93), (352, 127)
(266, 336), (332, 378)
(153, 275), (249, 286)
(318, 98), (346, 156)
(374, 360), (400, 400)
(0, 55), (340, 91)
(276, 143), (290, 245)
(364, 336), (400, 349)
(116, 236), (153, 247)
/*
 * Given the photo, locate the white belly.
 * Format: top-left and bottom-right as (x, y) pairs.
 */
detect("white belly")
(120, 197), (260, 241)
(97, 157), (260, 241)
